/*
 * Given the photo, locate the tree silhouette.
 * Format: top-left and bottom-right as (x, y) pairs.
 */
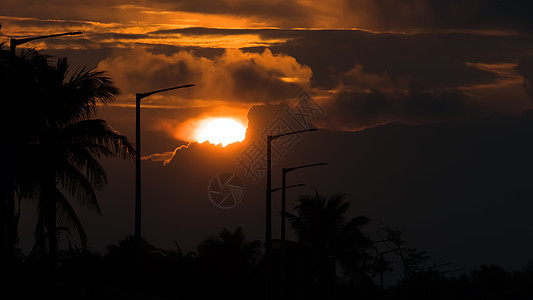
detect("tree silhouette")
(197, 227), (261, 271)
(2, 47), (134, 259)
(285, 192), (371, 297)
(380, 226), (430, 279)
(196, 227), (262, 298)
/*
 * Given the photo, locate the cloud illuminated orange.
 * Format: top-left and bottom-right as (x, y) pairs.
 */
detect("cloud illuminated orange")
(97, 47), (312, 107)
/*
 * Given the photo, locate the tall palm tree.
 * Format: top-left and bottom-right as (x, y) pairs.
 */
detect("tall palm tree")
(285, 192), (371, 296)
(1, 46), (51, 248)
(5, 48), (135, 258)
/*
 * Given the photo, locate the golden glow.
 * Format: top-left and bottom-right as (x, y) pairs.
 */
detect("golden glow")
(197, 118), (246, 147)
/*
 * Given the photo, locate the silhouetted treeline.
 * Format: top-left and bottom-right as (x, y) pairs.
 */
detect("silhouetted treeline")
(7, 192), (533, 299)
(8, 229), (533, 300)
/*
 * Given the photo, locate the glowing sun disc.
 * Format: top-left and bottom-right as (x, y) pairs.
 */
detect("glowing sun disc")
(197, 118), (246, 146)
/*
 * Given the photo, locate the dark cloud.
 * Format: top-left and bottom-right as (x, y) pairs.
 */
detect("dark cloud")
(323, 88), (482, 130)
(90, 28), (533, 130)
(4, 14), (532, 130)
(263, 29), (533, 129)
(343, 0), (533, 32)
(317, 57), (529, 129)
(2, 0), (532, 32)
(266, 29), (533, 91)
(229, 62), (302, 103)
(143, 28), (533, 95)
(147, 0), (533, 32)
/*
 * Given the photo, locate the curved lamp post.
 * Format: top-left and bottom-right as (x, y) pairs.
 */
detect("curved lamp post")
(10, 31), (82, 53)
(7, 31), (83, 300)
(265, 128), (318, 300)
(271, 183), (306, 193)
(135, 84), (195, 299)
(279, 162), (327, 300)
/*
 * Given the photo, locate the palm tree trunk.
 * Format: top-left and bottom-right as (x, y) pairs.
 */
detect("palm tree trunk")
(46, 195), (57, 260)
(331, 259), (337, 300)
(40, 172), (57, 261)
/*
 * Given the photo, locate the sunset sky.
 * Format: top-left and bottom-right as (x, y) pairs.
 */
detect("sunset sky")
(3, 0), (533, 273)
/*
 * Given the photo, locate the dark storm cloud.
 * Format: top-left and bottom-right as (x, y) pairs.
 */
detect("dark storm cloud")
(342, 0), (533, 32)
(142, 0), (533, 32)
(146, 28), (533, 91)
(260, 29), (532, 129)
(266, 29), (533, 90)
(91, 27), (533, 129)
(324, 89), (483, 130)
(5, 11), (532, 131)
(2, 0), (532, 32)
(229, 62), (302, 103)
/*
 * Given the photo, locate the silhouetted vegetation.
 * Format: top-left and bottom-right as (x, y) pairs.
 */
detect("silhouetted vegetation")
(6, 191), (533, 299)
(6, 225), (533, 300)
(285, 192), (372, 298)
(1, 46), (134, 263)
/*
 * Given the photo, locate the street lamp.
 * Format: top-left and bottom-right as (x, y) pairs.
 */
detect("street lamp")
(10, 31), (82, 54)
(280, 163), (327, 245)
(265, 128), (317, 300)
(379, 249), (395, 299)
(134, 84), (195, 299)
(440, 268), (465, 277)
(360, 239), (392, 300)
(271, 183), (306, 192)
(428, 262), (452, 271)
(279, 162), (327, 300)
(7, 30), (83, 300)
(378, 247), (406, 300)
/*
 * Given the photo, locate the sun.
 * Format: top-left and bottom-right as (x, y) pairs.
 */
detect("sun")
(197, 118), (246, 147)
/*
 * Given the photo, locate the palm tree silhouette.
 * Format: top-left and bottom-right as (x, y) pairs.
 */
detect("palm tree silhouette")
(196, 227), (262, 298)
(285, 192), (371, 298)
(197, 227), (262, 270)
(4, 47), (134, 259)
(1, 47), (50, 247)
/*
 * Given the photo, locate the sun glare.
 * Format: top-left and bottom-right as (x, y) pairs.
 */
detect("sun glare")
(197, 118), (246, 147)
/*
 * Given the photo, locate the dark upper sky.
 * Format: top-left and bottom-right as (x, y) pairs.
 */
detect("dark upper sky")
(3, 0), (533, 272)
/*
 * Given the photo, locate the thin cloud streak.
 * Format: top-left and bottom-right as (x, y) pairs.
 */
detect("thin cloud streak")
(141, 142), (192, 166)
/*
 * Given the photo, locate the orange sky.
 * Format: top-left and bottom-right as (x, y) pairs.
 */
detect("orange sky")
(5, 0), (533, 273)
(1, 1), (532, 149)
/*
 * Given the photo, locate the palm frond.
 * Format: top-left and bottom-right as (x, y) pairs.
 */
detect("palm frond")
(61, 119), (135, 159)
(65, 64), (120, 119)
(32, 210), (47, 256)
(56, 161), (101, 214)
(56, 191), (88, 248)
